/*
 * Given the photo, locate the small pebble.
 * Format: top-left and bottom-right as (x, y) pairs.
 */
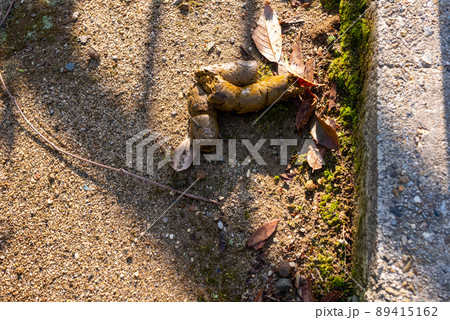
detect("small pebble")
(218, 221), (224, 230)
(385, 287), (400, 296)
(401, 235), (407, 245)
(390, 206), (403, 217)
(133, 271), (139, 278)
(423, 26), (433, 37)
(278, 260), (290, 278)
(79, 35), (89, 44)
(422, 50), (432, 66)
(399, 175), (409, 184)
(71, 11), (79, 21)
(169, 234), (174, 239)
(275, 278), (292, 293)
(414, 196), (422, 203)
(65, 62), (75, 71)
(74, 252), (79, 259)
(88, 47), (101, 60)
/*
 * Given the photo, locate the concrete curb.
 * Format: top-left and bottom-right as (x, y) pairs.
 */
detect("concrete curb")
(357, 0), (449, 301)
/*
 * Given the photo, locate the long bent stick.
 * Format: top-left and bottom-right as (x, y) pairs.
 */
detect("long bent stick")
(0, 72), (219, 205)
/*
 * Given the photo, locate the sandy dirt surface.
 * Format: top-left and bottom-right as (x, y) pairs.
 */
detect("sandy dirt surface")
(0, 0), (355, 301)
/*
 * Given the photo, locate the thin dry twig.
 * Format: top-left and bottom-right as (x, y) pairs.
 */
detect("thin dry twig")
(0, 71), (219, 205)
(0, 0), (15, 27)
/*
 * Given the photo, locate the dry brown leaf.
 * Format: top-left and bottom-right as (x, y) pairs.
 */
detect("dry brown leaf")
(284, 62), (318, 87)
(295, 90), (316, 130)
(289, 38), (305, 76)
(252, 2), (283, 63)
(310, 113), (340, 151)
(321, 291), (342, 302)
(304, 57), (314, 83)
(170, 135), (193, 172)
(327, 83), (337, 110)
(254, 287), (264, 302)
(307, 141), (324, 172)
(301, 279), (315, 302)
(247, 219), (280, 249)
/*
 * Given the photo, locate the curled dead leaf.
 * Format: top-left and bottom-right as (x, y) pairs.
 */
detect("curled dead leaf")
(301, 278), (315, 302)
(321, 291), (342, 302)
(310, 113), (340, 151)
(307, 141), (324, 172)
(289, 37), (305, 76)
(171, 135), (193, 172)
(247, 219), (280, 250)
(252, 2), (283, 63)
(295, 89), (316, 130)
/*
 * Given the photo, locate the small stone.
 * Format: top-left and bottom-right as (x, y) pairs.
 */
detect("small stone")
(169, 234), (174, 239)
(71, 11), (79, 21)
(79, 35), (89, 44)
(419, 222), (428, 231)
(304, 180), (316, 192)
(178, 92), (183, 99)
(275, 278), (292, 293)
(422, 50), (432, 66)
(65, 62), (75, 71)
(403, 259), (413, 273)
(188, 205), (196, 212)
(74, 252), (79, 259)
(393, 188), (399, 197)
(414, 196), (422, 203)
(422, 232), (432, 240)
(288, 262), (297, 269)
(218, 196), (225, 201)
(423, 27), (433, 37)
(411, 223), (416, 230)
(278, 260), (290, 278)
(133, 271), (139, 278)
(390, 206), (403, 217)
(205, 41), (215, 53)
(401, 235), (407, 245)
(88, 47), (101, 60)
(218, 221), (224, 230)
(398, 185), (404, 192)
(267, 270), (273, 276)
(400, 30), (407, 37)
(385, 287), (400, 296)
(399, 175), (409, 184)
(230, 37), (235, 44)
(196, 170), (206, 180)
(47, 199), (53, 205)
(187, 228), (191, 233)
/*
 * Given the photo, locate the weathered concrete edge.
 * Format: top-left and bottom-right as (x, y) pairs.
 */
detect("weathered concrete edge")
(354, 0), (449, 301)
(352, 0), (379, 300)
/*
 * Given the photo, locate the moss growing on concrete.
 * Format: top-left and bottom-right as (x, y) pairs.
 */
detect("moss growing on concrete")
(328, 0), (373, 299)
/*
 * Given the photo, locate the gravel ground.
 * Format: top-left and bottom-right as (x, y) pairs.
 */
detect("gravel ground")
(361, 0), (449, 302)
(0, 0), (356, 301)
